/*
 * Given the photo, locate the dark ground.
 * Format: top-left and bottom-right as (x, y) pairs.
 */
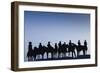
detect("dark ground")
(30, 55), (90, 62)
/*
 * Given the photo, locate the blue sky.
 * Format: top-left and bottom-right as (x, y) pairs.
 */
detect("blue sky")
(24, 11), (90, 61)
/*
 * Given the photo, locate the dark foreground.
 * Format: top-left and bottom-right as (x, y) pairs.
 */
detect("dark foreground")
(28, 55), (90, 62)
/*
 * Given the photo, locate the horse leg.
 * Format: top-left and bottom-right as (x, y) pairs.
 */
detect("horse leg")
(62, 52), (64, 58)
(77, 51), (79, 57)
(72, 52), (74, 58)
(55, 52), (58, 58)
(85, 50), (87, 55)
(59, 52), (61, 58)
(58, 52), (60, 58)
(42, 54), (44, 60)
(34, 55), (36, 61)
(59, 53), (61, 58)
(53, 52), (56, 58)
(83, 50), (85, 55)
(47, 52), (48, 59)
(51, 52), (53, 59)
(33, 55), (35, 61)
(74, 51), (76, 58)
(35, 55), (37, 61)
(64, 52), (66, 57)
(56, 52), (58, 58)
(68, 52), (70, 57)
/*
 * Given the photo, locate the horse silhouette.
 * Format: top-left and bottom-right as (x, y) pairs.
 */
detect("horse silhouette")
(46, 42), (54, 59)
(61, 42), (68, 57)
(32, 43), (46, 61)
(57, 41), (68, 58)
(27, 40), (88, 61)
(67, 43), (76, 58)
(53, 43), (60, 58)
(76, 40), (88, 56)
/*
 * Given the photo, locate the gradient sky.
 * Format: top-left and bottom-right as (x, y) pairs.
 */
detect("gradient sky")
(24, 11), (90, 61)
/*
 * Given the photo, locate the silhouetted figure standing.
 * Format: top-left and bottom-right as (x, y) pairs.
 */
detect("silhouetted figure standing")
(38, 43), (44, 59)
(47, 42), (53, 59)
(55, 43), (58, 50)
(68, 40), (72, 51)
(55, 43), (58, 53)
(58, 41), (62, 58)
(84, 40), (87, 46)
(68, 40), (76, 58)
(77, 40), (88, 56)
(54, 43), (58, 58)
(33, 46), (38, 60)
(69, 40), (72, 45)
(68, 40), (71, 56)
(77, 40), (81, 56)
(39, 43), (42, 49)
(62, 42), (67, 57)
(83, 40), (88, 55)
(58, 41), (62, 47)
(78, 40), (81, 46)
(47, 42), (51, 48)
(27, 42), (33, 61)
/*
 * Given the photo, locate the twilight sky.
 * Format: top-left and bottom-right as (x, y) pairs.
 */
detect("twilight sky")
(24, 11), (90, 61)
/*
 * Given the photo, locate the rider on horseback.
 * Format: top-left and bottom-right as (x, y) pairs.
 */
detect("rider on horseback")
(27, 42), (33, 61)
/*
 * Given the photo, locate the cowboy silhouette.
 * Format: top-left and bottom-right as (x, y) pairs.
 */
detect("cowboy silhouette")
(69, 40), (72, 45)
(27, 42), (33, 61)
(39, 43), (42, 49)
(78, 40), (81, 46)
(84, 40), (87, 46)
